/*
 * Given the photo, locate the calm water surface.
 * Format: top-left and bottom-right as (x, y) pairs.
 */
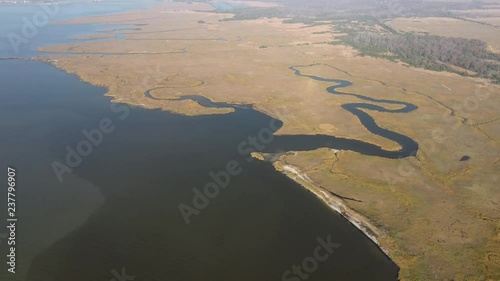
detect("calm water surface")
(0, 3), (399, 281)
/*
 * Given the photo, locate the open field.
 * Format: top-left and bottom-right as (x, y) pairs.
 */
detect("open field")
(452, 9), (500, 17)
(36, 2), (500, 280)
(386, 17), (500, 53)
(468, 17), (500, 27)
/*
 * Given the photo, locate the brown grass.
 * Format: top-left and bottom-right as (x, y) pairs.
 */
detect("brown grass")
(37, 3), (500, 280)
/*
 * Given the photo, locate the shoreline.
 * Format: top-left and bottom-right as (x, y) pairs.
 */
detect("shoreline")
(252, 152), (397, 263)
(34, 56), (399, 265)
(31, 56), (404, 153)
(5, 0), (500, 278)
(33, 52), (399, 268)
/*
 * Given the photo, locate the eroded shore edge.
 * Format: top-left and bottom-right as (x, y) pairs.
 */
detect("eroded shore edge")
(251, 152), (397, 264)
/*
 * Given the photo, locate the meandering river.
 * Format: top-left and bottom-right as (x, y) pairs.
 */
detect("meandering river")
(145, 64), (419, 159)
(0, 3), (401, 281)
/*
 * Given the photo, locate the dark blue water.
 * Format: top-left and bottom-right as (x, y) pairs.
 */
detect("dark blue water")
(0, 58), (399, 281)
(0, 3), (400, 281)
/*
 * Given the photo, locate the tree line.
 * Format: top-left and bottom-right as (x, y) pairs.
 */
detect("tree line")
(341, 32), (500, 83)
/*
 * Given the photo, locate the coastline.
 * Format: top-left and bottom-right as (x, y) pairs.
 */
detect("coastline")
(22, 2), (500, 278)
(252, 152), (395, 258)
(34, 50), (399, 267)
(37, 54), (400, 265)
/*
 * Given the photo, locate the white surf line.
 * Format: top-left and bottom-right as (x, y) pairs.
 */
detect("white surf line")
(281, 164), (392, 257)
